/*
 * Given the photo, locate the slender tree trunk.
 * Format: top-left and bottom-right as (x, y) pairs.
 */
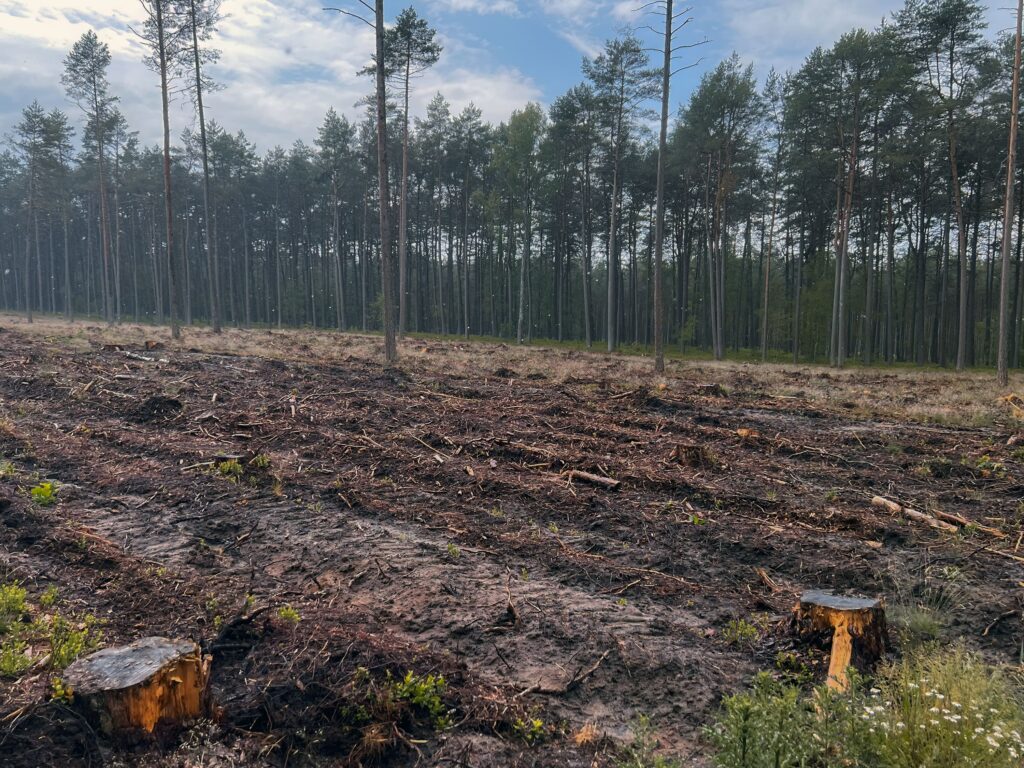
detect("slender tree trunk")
(63, 193), (72, 320)
(399, 61), (411, 336)
(952, 112), (969, 371)
(517, 186), (531, 344)
(23, 168), (33, 323)
(761, 143), (782, 362)
(374, 0), (397, 363)
(652, 0), (672, 373)
(581, 169), (593, 348)
(998, 0), (1023, 386)
(93, 79), (113, 324)
(607, 99), (624, 352)
(190, 0), (220, 333)
(154, 1), (179, 339)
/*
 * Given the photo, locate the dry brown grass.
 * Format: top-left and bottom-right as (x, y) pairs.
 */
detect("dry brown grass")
(3, 313), (1021, 428)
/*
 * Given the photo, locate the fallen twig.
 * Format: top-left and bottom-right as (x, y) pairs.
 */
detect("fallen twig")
(565, 469), (620, 491)
(982, 610), (1019, 637)
(871, 496), (958, 533)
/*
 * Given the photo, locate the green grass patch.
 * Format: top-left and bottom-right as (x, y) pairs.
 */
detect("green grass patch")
(708, 645), (1024, 768)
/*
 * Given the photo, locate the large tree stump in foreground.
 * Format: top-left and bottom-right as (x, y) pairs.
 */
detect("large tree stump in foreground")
(794, 591), (886, 691)
(63, 637), (211, 736)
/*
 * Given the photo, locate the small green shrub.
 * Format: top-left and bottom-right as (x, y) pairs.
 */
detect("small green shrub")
(39, 585), (59, 609)
(722, 618), (760, 647)
(971, 455), (1007, 479)
(250, 453), (272, 470)
(0, 636), (31, 677)
(389, 671), (451, 729)
(773, 652), (813, 686)
(0, 582), (27, 632)
(29, 481), (57, 505)
(277, 604), (301, 624)
(47, 613), (101, 669)
(890, 580), (961, 649)
(708, 646), (1024, 768)
(512, 715), (546, 745)
(217, 459), (243, 480)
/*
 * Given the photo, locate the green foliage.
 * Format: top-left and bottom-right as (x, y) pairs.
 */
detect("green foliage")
(29, 481), (57, 505)
(0, 636), (31, 677)
(890, 578), (961, 649)
(0, 460), (15, 478)
(216, 459), (244, 480)
(0, 582), (27, 627)
(250, 453), (272, 469)
(0, 581), (100, 676)
(39, 585), (59, 608)
(708, 647), (1024, 768)
(50, 677), (72, 702)
(722, 618), (760, 647)
(47, 613), (101, 669)
(446, 542), (461, 560)
(616, 714), (679, 768)
(773, 652), (813, 686)
(277, 604), (301, 624)
(512, 716), (546, 745)
(389, 671), (451, 729)
(972, 454), (1007, 478)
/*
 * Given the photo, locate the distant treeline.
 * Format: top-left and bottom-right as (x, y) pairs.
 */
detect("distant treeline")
(2, 0), (1023, 368)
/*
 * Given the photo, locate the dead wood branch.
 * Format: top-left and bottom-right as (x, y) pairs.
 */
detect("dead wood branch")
(565, 469), (620, 491)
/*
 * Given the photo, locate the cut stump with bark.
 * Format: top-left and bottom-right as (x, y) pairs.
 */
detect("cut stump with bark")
(794, 591), (886, 691)
(63, 637), (212, 737)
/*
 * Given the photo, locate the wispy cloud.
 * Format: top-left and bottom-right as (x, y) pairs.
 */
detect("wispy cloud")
(431, 0), (520, 15)
(537, 0), (597, 19)
(716, 0), (892, 71)
(557, 29), (601, 58)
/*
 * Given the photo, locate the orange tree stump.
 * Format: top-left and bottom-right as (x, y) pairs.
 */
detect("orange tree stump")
(63, 637), (212, 736)
(794, 591), (887, 691)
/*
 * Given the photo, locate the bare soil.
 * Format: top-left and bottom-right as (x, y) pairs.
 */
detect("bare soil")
(0, 318), (1022, 767)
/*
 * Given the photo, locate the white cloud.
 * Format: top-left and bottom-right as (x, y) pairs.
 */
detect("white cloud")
(557, 29), (601, 58)
(416, 66), (543, 121)
(717, 0), (892, 71)
(611, 0), (637, 22)
(431, 0), (520, 15)
(0, 0), (540, 150)
(537, 0), (597, 19)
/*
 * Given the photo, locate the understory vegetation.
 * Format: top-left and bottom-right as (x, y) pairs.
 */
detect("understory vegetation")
(709, 646), (1024, 768)
(0, 581), (101, 679)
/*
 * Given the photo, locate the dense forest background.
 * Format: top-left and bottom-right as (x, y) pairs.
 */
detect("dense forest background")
(2, 0), (1022, 369)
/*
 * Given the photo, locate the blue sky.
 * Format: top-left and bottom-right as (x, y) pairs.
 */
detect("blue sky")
(0, 0), (1012, 152)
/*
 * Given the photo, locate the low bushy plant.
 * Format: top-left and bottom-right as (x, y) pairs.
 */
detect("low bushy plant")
(708, 645), (1024, 768)
(29, 481), (57, 505)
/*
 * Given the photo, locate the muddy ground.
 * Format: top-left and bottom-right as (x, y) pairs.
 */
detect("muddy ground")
(0, 319), (1022, 767)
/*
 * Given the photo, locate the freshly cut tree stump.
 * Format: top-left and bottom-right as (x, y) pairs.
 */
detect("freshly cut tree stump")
(63, 637), (211, 736)
(794, 591), (886, 691)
